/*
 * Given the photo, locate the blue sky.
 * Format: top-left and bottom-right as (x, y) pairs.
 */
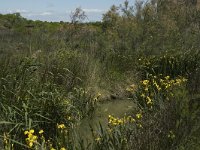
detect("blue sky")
(0, 0), (136, 22)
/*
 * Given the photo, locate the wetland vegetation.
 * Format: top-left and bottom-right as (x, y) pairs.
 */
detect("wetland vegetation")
(0, 0), (200, 149)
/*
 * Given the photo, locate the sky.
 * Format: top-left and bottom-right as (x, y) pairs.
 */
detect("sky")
(0, 0), (136, 22)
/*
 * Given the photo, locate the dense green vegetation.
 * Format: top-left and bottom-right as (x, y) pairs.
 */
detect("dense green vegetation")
(0, 0), (200, 149)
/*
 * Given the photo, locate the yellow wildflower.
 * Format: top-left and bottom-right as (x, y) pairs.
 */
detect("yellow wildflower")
(24, 131), (29, 135)
(39, 130), (44, 134)
(97, 93), (101, 97)
(29, 142), (33, 148)
(127, 116), (135, 123)
(182, 78), (187, 82)
(136, 113), (142, 119)
(138, 124), (143, 128)
(141, 93), (145, 98)
(24, 129), (38, 148)
(142, 80), (149, 85)
(160, 79), (164, 83)
(30, 129), (34, 134)
(95, 137), (101, 141)
(154, 82), (161, 91)
(57, 124), (66, 129)
(126, 87), (133, 92)
(146, 96), (153, 105)
(67, 116), (71, 120)
(3, 132), (8, 145)
(165, 76), (170, 80)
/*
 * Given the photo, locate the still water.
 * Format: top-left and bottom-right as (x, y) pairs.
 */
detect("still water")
(77, 99), (135, 140)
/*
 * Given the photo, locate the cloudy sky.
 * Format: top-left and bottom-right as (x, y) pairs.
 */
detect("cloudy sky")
(0, 0), (136, 22)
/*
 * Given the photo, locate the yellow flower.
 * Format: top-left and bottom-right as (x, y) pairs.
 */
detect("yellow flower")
(60, 148), (66, 150)
(57, 124), (66, 129)
(141, 93), (145, 98)
(108, 115), (136, 126)
(165, 76), (170, 80)
(142, 80), (149, 85)
(170, 79), (175, 84)
(39, 130), (44, 134)
(127, 116), (135, 123)
(29, 129), (34, 134)
(24, 131), (29, 135)
(95, 137), (101, 141)
(24, 129), (38, 148)
(182, 78), (187, 82)
(154, 82), (161, 91)
(29, 142), (33, 148)
(3, 132), (8, 144)
(136, 113), (142, 119)
(126, 87), (132, 92)
(146, 96), (153, 105)
(117, 119), (123, 124)
(32, 135), (38, 141)
(138, 124), (143, 128)
(97, 93), (101, 97)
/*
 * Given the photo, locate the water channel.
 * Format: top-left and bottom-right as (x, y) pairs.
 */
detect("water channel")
(77, 99), (136, 141)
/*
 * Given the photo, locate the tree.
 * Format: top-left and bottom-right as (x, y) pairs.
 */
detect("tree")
(70, 7), (87, 24)
(120, 0), (134, 18)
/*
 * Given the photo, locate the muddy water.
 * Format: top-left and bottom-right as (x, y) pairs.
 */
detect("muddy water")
(77, 99), (135, 140)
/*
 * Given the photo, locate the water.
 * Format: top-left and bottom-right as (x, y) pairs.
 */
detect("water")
(77, 99), (135, 140)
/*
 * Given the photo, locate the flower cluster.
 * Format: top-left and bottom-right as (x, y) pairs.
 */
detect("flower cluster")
(141, 75), (187, 92)
(160, 76), (187, 89)
(24, 129), (38, 148)
(57, 123), (66, 129)
(108, 115), (135, 126)
(138, 75), (187, 108)
(23, 128), (67, 150)
(136, 113), (142, 119)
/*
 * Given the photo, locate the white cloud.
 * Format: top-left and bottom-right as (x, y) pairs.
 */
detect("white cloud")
(22, 11), (53, 17)
(39, 12), (52, 16)
(82, 8), (106, 13)
(0, 8), (104, 22)
(16, 9), (29, 13)
(3, 9), (29, 14)
(0, 9), (52, 17)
